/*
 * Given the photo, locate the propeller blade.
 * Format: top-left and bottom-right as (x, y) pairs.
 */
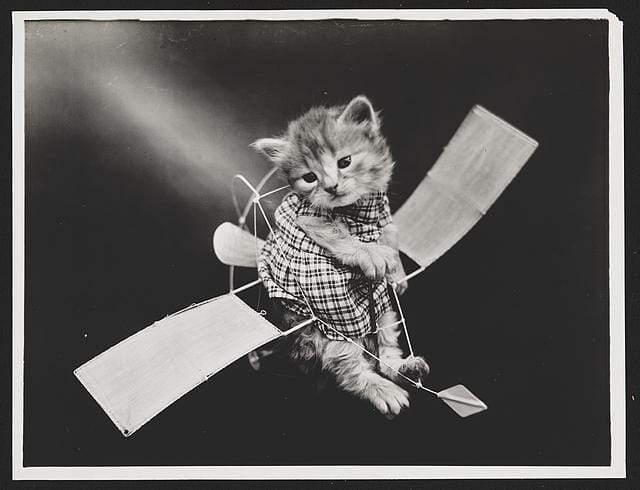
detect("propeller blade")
(213, 222), (264, 267)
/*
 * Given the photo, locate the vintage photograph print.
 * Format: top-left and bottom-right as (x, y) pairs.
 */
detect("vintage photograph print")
(12, 10), (624, 480)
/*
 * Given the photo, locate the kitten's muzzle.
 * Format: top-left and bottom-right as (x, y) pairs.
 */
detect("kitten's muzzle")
(324, 183), (339, 195)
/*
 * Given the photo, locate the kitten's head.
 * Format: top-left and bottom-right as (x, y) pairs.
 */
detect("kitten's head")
(251, 95), (394, 208)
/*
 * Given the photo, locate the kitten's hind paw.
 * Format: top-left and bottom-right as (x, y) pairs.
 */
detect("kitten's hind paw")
(247, 347), (279, 372)
(367, 377), (410, 419)
(247, 351), (262, 371)
(398, 356), (430, 384)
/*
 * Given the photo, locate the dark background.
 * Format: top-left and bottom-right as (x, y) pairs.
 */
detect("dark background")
(22, 19), (610, 467)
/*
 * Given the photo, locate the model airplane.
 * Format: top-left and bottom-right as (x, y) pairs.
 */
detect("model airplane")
(74, 105), (538, 436)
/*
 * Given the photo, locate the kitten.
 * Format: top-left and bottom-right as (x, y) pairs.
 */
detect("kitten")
(252, 96), (429, 419)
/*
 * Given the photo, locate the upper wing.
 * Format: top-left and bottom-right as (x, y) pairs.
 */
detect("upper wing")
(394, 105), (538, 267)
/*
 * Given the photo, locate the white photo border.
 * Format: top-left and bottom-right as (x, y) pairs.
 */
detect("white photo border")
(11, 8), (625, 480)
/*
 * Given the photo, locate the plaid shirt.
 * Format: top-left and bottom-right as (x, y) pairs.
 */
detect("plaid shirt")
(258, 190), (394, 340)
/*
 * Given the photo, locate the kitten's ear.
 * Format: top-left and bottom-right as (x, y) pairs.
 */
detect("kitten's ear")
(338, 95), (379, 130)
(250, 138), (290, 165)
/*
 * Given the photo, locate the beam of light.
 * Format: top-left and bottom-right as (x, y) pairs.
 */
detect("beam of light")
(91, 61), (267, 205)
(26, 21), (275, 213)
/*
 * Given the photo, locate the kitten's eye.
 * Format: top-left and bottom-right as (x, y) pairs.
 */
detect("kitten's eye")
(301, 172), (317, 183)
(337, 155), (351, 169)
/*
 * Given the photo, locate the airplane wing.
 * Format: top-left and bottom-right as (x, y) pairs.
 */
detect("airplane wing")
(74, 293), (282, 437)
(394, 105), (538, 267)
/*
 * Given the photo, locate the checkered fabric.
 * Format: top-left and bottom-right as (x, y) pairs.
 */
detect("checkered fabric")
(258, 190), (394, 340)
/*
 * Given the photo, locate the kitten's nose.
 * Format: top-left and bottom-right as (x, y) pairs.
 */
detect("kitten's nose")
(325, 184), (339, 195)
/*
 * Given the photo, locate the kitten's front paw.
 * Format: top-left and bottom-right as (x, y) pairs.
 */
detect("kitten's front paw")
(386, 260), (409, 295)
(398, 356), (430, 383)
(357, 243), (397, 281)
(368, 377), (410, 419)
